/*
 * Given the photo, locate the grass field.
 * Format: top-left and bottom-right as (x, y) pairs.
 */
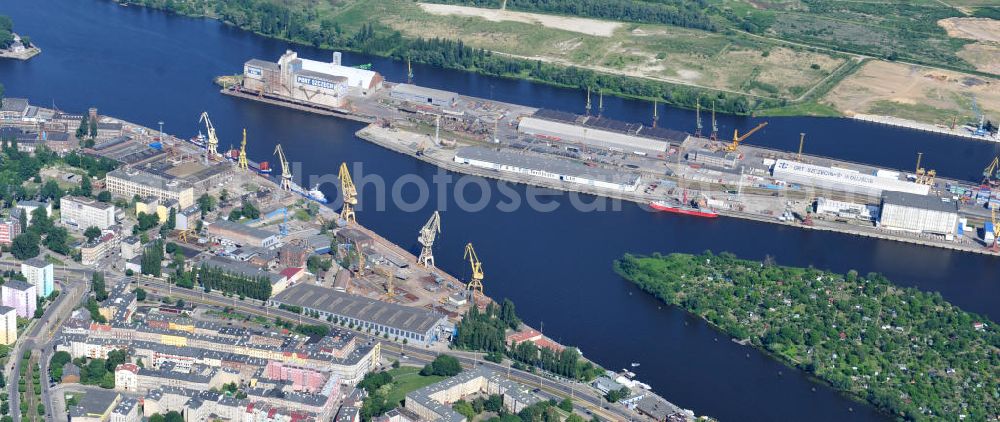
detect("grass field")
(383, 366), (447, 407)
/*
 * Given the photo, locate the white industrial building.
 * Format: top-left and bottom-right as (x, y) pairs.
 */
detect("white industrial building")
(242, 50), (384, 109)
(518, 116), (670, 155)
(389, 83), (459, 108)
(878, 191), (959, 236)
(454, 146), (641, 192)
(815, 197), (877, 222)
(772, 159), (930, 197)
(60, 196), (116, 230)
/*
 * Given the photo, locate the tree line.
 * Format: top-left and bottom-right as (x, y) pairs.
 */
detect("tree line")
(172, 263), (274, 301)
(453, 299), (602, 381)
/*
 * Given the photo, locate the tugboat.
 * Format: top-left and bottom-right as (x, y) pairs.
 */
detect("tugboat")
(189, 131), (206, 147)
(305, 185), (327, 203)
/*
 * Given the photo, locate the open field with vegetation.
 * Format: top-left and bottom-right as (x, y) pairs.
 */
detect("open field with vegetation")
(119, 0), (999, 123)
(615, 252), (999, 421)
(382, 1), (846, 100)
(826, 60), (1000, 126)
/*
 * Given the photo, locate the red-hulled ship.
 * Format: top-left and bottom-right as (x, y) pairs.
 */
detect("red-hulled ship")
(649, 190), (718, 218)
(649, 200), (718, 218)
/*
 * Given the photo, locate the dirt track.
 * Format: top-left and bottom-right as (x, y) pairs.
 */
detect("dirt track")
(418, 2), (622, 37)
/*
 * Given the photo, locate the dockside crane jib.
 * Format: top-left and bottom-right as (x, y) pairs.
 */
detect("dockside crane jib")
(725, 121), (768, 152)
(273, 144), (291, 191)
(198, 111), (220, 159)
(418, 211), (441, 268)
(339, 162), (358, 223)
(463, 242), (484, 301)
(983, 156), (999, 186)
(238, 128), (249, 171)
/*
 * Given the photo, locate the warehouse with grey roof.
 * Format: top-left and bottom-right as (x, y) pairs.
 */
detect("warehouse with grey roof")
(270, 283), (451, 346)
(454, 146), (641, 192)
(878, 191), (959, 236)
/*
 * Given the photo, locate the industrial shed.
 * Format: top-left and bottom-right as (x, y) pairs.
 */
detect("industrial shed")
(771, 159), (930, 197)
(454, 146), (641, 191)
(878, 191), (959, 236)
(518, 116), (672, 155)
(390, 84), (459, 107)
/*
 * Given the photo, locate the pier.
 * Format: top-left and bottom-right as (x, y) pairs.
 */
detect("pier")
(852, 113), (999, 143)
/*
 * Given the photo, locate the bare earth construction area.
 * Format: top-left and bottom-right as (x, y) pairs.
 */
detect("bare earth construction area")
(826, 60), (1000, 126)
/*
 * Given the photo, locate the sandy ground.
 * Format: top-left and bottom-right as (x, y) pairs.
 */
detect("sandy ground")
(824, 60), (1000, 119)
(938, 17), (1000, 42)
(418, 2), (622, 37)
(957, 42), (1000, 74)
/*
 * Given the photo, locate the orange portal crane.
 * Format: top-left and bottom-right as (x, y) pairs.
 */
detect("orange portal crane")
(725, 122), (768, 152)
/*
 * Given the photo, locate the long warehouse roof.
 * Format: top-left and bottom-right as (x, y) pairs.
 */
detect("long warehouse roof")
(455, 146), (640, 185)
(882, 191), (958, 213)
(272, 283), (446, 334)
(772, 159), (930, 196)
(519, 117), (670, 153)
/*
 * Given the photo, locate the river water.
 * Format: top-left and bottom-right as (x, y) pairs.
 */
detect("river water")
(2, 1), (998, 421)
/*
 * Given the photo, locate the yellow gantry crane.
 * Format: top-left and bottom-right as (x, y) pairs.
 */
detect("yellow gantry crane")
(725, 122), (768, 152)
(463, 242), (484, 301)
(198, 111), (220, 159)
(914, 152), (937, 186)
(273, 144), (291, 191)
(983, 156), (999, 186)
(417, 211), (441, 268)
(237, 128), (249, 171)
(339, 162), (357, 223)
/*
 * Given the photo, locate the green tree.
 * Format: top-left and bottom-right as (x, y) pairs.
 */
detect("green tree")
(28, 207), (51, 234)
(96, 190), (111, 202)
(44, 226), (72, 255)
(165, 207), (176, 230)
(135, 288), (147, 301)
(48, 351), (71, 381)
(39, 180), (62, 202)
(241, 201), (259, 219)
(17, 207), (27, 234)
(75, 115), (88, 139)
(83, 226), (102, 243)
(92, 272), (109, 301)
(141, 241), (164, 277)
(197, 193), (216, 213)
(452, 400), (476, 420)
(421, 354), (462, 376)
(558, 398), (573, 412)
(78, 175), (92, 197)
(10, 232), (39, 260)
